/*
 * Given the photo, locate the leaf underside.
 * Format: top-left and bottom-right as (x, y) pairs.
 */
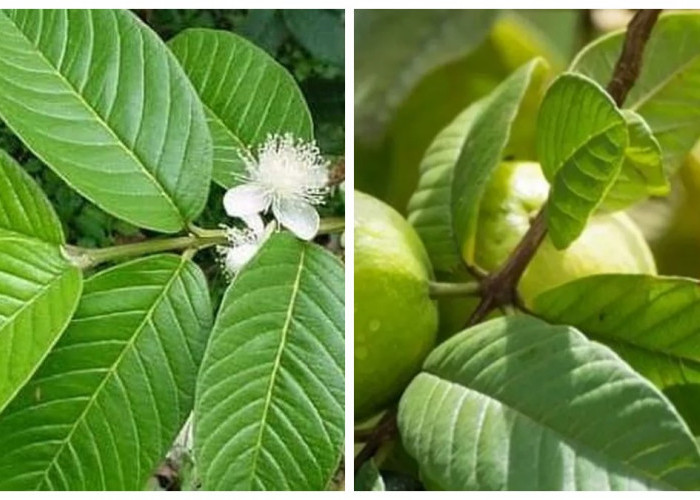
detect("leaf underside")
(398, 316), (700, 491)
(195, 233), (344, 491)
(537, 73), (627, 249)
(0, 255), (212, 490)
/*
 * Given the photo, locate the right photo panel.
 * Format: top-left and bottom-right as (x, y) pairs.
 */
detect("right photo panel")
(354, 9), (700, 491)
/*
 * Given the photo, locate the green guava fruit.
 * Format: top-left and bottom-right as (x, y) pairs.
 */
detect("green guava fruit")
(355, 191), (438, 422)
(439, 161), (657, 335)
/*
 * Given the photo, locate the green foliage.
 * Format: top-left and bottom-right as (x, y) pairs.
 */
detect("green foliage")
(537, 73), (627, 249)
(535, 274), (700, 435)
(195, 233), (344, 490)
(0, 8), (344, 491)
(169, 28), (312, 189)
(398, 316), (700, 490)
(572, 12), (700, 172)
(0, 10), (212, 233)
(357, 10), (700, 492)
(0, 255), (211, 489)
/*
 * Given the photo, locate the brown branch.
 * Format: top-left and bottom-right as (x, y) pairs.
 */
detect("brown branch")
(353, 411), (397, 474)
(606, 10), (662, 106)
(328, 158), (345, 186)
(466, 9), (662, 326)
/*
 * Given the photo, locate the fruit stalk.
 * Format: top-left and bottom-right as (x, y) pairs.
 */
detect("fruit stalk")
(467, 9), (662, 326)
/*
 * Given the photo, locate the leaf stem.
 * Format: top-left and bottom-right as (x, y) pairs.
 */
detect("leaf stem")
(64, 217), (345, 269)
(428, 280), (480, 298)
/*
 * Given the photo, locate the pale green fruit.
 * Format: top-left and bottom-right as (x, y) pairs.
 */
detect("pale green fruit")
(439, 161), (657, 335)
(355, 191), (438, 421)
(472, 161), (657, 306)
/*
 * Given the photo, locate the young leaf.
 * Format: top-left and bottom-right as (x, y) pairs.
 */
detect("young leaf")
(355, 9), (497, 144)
(0, 149), (64, 244)
(450, 58), (547, 266)
(537, 73), (628, 249)
(0, 9), (213, 233)
(603, 110), (667, 210)
(0, 235), (82, 415)
(398, 315), (700, 490)
(572, 12), (700, 172)
(195, 233), (344, 491)
(355, 460), (385, 491)
(169, 29), (313, 188)
(0, 255), (212, 490)
(534, 274), (700, 436)
(408, 59), (546, 272)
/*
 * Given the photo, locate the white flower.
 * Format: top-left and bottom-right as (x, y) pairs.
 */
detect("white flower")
(223, 134), (329, 241)
(217, 222), (275, 278)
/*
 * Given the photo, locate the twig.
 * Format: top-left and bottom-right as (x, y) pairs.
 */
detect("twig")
(606, 10), (661, 106)
(466, 9), (661, 326)
(353, 411), (397, 474)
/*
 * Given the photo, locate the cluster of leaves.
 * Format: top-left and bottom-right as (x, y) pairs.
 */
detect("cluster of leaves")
(0, 9), (344, 491)
(0, 8), (344, 256)
(356, 10), (700, 491)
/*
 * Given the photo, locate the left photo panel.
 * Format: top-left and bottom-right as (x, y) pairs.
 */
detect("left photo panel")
(0, 9), (345, 491)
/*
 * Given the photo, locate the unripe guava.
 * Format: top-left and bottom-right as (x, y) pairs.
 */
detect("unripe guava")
(355, 191), (438, 421)
(439, 161), (656, 335)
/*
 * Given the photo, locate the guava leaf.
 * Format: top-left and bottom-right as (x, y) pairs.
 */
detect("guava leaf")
(537, 72), (628, 249)
(0, 9), (212, 233)
(439, 58), (546, 268)
(355, 10), (497, 144)
(534, 274), (700, 436)
(603, 110), (667, 210)
(0, 149), (64, 244)
(0, 235), (82, 415)
(355, 460), (385, 491)
(398, 315), (700, 490)
(195, 233), (344, 491)
(169, 29), (313, 189)
(0, 150), (81, 414)
(571, 12), (700, 173)
(0, 255), (212, 490)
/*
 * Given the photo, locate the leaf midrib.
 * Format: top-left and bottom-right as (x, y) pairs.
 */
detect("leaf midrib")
(245, 245), (306, 489)
(35, 257), (187, 490)
(2, 10), (184, 224)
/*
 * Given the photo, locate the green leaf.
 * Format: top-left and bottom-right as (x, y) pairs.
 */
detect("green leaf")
(0, 255), (212, 490)
(438, 58), (545, 268)
(537, 73), (628, 249)
(195, 233), (344, 490)
(534, 274), (700, 436)
(398, 315), (700, 490)
(355, 460), (385, 491)
(603, 110), (668, 210)
(571, 12), (700, 172)
(0, 148), (63, 244)
(0, 9), (212, 233)
(355, 10), (497, 144)
(169, 28), (313, 188)
(0, 234), (82, 414)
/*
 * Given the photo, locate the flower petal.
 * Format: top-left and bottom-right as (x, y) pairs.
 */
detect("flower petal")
(224, 243), (260, 274)
(223, 184), (270, 217)
(272, 197), (320, 241)
(240, 213), (265, 236)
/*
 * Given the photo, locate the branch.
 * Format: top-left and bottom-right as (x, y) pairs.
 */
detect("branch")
(353, 411), (397, 474)
(606, 10), (662, 106)
(466, 9), (661, 326)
